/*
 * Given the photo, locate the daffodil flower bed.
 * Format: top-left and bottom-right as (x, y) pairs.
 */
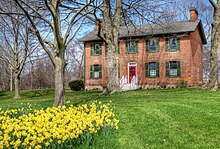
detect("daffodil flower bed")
(0, 101), (119, 149)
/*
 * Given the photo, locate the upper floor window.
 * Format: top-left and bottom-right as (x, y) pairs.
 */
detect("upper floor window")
(146, 62), (159, 78)
(126, 40), (138, 54)
(91, 43), (102, 56)
(166, 37), (180, 51)
(90, 64), (102, 79)
(147, 38), (159, 52)
(166, 61), (180, 77)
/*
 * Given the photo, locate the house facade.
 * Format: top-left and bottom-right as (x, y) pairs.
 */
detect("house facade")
(80, 8), (207, 90)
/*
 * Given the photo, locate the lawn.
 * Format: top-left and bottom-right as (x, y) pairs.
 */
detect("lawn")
(0, 88), (220, 148)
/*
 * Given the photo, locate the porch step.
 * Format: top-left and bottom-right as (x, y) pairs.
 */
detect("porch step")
(121, 84), (138, 90)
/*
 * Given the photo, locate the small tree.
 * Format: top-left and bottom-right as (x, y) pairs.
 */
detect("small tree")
(0, 15), (29, 99)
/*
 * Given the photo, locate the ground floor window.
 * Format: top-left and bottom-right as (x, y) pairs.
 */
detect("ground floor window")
(145, 62), (159, 78)
(166, 61), (180, 77)
(90, 64), (102, 79)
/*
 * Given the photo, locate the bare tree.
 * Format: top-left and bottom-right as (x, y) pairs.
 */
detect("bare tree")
(0, 0), (94, 106)
(0, 15), (29, 99)
(66, 42), (84, 80)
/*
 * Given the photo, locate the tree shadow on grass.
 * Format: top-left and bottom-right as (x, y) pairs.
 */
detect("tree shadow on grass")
(21, 89), (54, 100)
(67, 90), (109, 106)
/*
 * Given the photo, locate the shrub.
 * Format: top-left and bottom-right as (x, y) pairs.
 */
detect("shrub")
(69, 80), (84, 91)
(176, 79), (188, 88)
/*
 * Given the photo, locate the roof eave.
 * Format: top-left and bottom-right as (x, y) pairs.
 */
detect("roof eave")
(198, 21), (207, 45)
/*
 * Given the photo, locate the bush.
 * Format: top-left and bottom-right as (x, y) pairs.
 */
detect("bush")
(69, 80), (84, 91)
(176, 79), (188, 88)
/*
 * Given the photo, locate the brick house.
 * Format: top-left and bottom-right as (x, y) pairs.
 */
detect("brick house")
(80, 7), (207, 90)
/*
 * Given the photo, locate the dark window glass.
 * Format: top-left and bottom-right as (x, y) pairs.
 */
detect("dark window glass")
(170, 38), (177, 50)
(94, 43), (101, 55)
(149, 39), (157, 51)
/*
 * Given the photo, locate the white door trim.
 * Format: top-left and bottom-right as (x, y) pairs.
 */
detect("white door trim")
(127, 62), (137, 84)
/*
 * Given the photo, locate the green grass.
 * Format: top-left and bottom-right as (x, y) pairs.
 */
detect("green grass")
(1, 88), (220, 148)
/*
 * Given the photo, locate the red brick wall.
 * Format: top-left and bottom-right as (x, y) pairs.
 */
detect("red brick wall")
(84, 28), (203, 89)
(189, 27), (203, 86)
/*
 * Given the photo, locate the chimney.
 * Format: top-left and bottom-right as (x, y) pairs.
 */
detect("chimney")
(95, 23), (99, 31)
(95, 19), (101, 31)
(190, 7), (198, 22)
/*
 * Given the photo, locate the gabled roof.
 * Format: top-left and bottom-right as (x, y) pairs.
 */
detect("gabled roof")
(80, 20), (207, 44)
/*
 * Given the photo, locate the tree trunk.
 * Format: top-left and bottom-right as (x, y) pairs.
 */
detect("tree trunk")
(53, 57), (66, 107)
(10, 68), (13, 91)
(105, 44), (120, 93)
(206, 3), (220, 90)
(14, 73), (20, 99)
(99, 0), (121, 94)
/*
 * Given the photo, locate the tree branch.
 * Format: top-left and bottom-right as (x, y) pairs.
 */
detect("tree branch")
(209, 0), (218, 10)
(14, 0), (55, 65)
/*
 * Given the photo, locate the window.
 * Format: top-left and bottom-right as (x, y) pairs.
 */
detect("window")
(91, 43), (102, 56)
(90, 64), (102, 79)
(166, 61), (180, 77)
(126, 40), (138, 54)
(145, 62), (159, 78)
(147, 38), (159, 52)
(166, 37), (180, 51)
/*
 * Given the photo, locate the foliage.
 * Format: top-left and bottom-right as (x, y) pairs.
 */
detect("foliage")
(0, 101), (119, 148)
(69, 80), (84, 91)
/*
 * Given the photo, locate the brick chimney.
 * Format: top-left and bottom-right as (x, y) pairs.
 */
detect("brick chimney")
(190, 7), (198, 22)
(95, 23), (99, 31)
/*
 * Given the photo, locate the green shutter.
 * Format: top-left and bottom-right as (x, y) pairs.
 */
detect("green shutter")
(126, 40), (129, 54)
(136, 40), (138, 53)
(99, 64), (102, 79)
(146, 39), (149, 52)
(156, 62), (160, 77)
(118, 42), (120, 54)
(166, 62), (170, 77)
(177, 61), (180, 77)
(118, 64), (120, 78)
(90, 44), (94, 56)
(177, 38), (180, 50)
(99, 43), (102, 55)
(145, 63), (149, 78)
(156, 39), (160, 52)
(166, 38), (169, 51)
(90, 65), (93, 79)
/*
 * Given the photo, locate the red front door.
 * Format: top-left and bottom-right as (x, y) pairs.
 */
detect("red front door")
(129, 66), (136, 83)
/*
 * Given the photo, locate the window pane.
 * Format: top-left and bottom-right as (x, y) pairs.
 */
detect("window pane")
(149, 39), (157, 51)
(170, 38), (177, 50)
(93, 65), (100, 78)
(94, 72), (99, 78)
(94, 65), (99, 71)
(94, 44), (100, 54)
(170, 61), (177, 69)
(150, 70), (156, 77)
(149, 62), (157, 77)
(149, 62), (156, 70)
(170, 69), (177, 76)
(129, 41), (136, 53)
